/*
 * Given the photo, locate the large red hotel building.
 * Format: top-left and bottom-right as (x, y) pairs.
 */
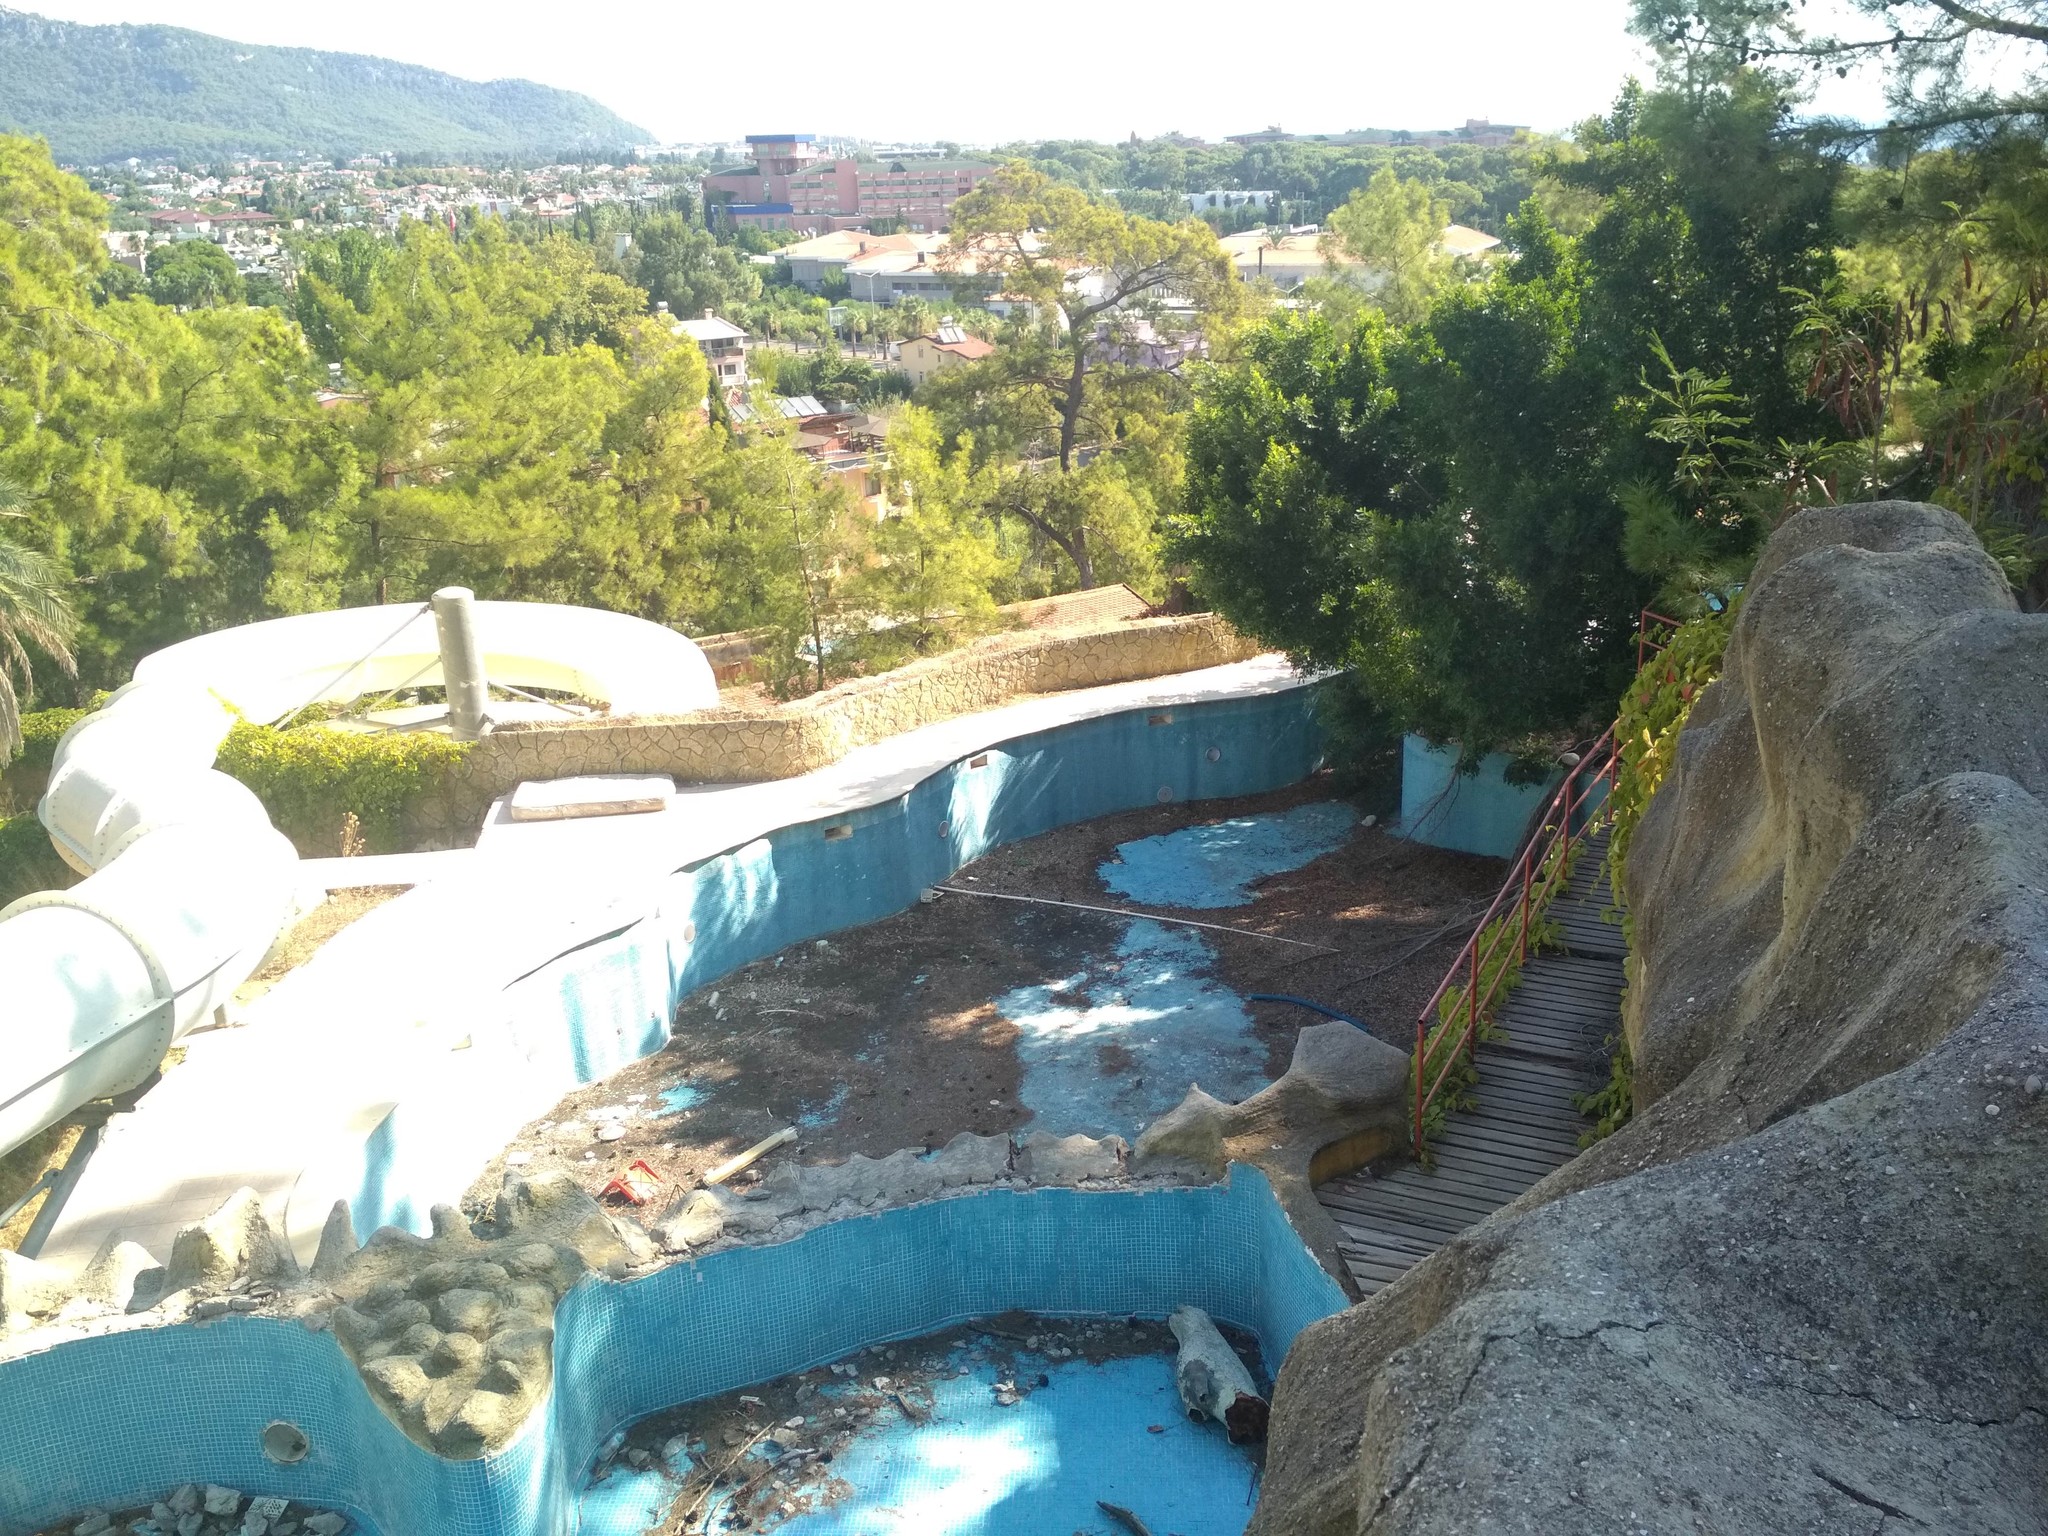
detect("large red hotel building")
(701, 134), (996, 234)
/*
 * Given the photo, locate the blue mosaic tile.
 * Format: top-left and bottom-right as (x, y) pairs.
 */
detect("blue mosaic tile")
(0, 1171), (1344, 1536)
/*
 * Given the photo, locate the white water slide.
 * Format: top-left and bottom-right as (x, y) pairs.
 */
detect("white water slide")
(0, 595), (717, 1163)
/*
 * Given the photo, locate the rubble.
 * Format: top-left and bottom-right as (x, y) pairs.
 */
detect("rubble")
(31, 1486), (353, 1536)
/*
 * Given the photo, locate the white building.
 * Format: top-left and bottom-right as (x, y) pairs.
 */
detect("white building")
(673, 308), (750, 390)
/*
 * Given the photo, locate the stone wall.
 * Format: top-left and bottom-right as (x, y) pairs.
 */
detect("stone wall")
(1250, 503), (2048, 1535)
(422, 614), (1260, 838)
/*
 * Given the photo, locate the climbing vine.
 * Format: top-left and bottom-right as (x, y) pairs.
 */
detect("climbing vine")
(1605, 606), (1738, 909)
(1575, 607), (1737, 1144)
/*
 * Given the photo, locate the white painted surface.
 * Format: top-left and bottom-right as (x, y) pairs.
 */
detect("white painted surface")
(133, 599), (719, 726)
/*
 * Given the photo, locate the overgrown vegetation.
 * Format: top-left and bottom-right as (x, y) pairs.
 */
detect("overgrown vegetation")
(213, 721), (471, 857)
(1574, 1034), (1636, 1145)
(0, 810), (76, 908)
(1606, 607), (1739, 907)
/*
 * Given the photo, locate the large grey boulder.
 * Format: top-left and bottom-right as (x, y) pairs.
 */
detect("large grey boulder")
(1252, 503), (2048, 1534)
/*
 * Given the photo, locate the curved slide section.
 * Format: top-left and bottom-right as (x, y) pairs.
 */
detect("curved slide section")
(1, 680), (299, 1156)
(133, 598), (720, 726)
(0, 600), (720, 1160)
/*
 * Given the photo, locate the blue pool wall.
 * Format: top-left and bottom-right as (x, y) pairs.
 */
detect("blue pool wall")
(354, 684), (1328, 1241)
(0, 1168), (1348, 1536)
(1391, 734), (1571, 860)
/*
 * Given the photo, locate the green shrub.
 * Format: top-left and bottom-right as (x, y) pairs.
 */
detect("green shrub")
(1, 704), (95, 815)
(1574, 1034), (1635, 1145)
(14, 706), (91, 773)
(0, 813), (77, 908)
(213, 722), (470, 857)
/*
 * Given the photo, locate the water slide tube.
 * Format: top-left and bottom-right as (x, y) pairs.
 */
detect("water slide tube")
(0, 599), (720, 1159)
(131, 598), (719, 725)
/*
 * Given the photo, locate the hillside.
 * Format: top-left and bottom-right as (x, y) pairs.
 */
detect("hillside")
(0, 7), (649, 163)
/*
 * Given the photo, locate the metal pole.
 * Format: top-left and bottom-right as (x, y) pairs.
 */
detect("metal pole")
(431, 587), (490, 742)
(19, 1120), (105, 1259)
(1518, 844), (1531, 962)
(1466, 941), (1479, 1061)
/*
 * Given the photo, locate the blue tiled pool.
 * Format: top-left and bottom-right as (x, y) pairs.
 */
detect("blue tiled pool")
(0, 683), (1345, 1535)
(0, 1170), (1344, 1536)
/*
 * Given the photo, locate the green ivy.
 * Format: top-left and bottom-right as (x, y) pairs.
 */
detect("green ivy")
(1573, 1034), (1635, 1146)
(1410, 905), (1564, 1154)
(1606, 607), (1738, 910)
(12, 706), (91, 774)
(213, 722), (471, 857)
(1573, 607), (1738, 1146)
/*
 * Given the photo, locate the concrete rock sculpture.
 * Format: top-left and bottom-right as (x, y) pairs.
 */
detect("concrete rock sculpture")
(320, 1173), (652, 1458)
(1251, 503), (2048, 1533)
(1135, 1020), (1411, 1293)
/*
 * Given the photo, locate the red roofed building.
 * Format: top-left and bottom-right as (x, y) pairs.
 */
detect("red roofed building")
(896, 322), (995, 388)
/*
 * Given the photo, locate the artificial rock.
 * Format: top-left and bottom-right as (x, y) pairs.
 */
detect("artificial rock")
(1251, 502), (2048, 1534)
(1136, 1019), (1411, 1295)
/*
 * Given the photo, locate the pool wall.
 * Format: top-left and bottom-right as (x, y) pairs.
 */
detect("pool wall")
(0, 1168), (1348, 1536)
(1391, 734), (1564, 860)
(346, 685), (1328, 1240)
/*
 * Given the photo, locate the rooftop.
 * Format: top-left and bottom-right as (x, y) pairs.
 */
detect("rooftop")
(775, 230), (932, 263)
(675, 312), (748, 343)
(913, 329), (996, 360)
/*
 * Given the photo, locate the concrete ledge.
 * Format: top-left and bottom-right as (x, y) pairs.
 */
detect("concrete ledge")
(408, 615), (1262, 841)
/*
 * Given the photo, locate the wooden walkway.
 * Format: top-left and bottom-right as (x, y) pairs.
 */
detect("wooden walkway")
(1317, 829), (1626, 1295)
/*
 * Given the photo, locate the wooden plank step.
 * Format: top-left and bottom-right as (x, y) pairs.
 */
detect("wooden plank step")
(1339, 1178), (1509, 1225)
(1333, 1231), (1440, 1270)
(1322, 1180), (1484, 1229)
(1431, 1128), (1577, 1170)
(1336, 1252), (1420, 1287)
(1318, 1198), (1472, 1248)
(1396, 1164), (1541, 1207)
(1473, 1048), (1608, 1083)
(1487, 1040), (1601, 1069)
(1327, 1218), (1441, 1260)
(1450, 1112), (1587, 1151)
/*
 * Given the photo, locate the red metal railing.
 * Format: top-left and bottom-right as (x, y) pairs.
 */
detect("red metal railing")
(1410, 725), (1618, 1157)
(1636, 607), (1683, 669)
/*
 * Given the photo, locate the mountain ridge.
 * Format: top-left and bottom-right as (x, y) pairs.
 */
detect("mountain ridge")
(0, 7), (650, 163)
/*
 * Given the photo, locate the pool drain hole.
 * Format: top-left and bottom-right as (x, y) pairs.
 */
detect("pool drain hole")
(262, 1420), (309, 1464)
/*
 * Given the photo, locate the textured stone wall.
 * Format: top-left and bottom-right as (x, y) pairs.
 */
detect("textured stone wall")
(1250, 504), (2048, 1535)
(423, 615), (1259, 837)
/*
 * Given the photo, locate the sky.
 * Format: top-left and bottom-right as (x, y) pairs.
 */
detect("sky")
(22, 0), (1674, 145)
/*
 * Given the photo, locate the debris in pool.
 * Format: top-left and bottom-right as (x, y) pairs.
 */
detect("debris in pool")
(34, 1488), (355, 1536)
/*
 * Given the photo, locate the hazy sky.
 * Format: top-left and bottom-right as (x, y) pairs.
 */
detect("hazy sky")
(25, 0), (1673, 144)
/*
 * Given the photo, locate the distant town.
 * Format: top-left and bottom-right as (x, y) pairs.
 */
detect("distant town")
(68, 121), (1507, 475)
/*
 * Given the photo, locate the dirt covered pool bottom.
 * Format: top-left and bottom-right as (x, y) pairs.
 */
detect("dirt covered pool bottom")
(579, 1313), (1270, 1536)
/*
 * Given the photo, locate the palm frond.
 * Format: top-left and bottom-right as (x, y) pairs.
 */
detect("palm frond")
(0, 534), (78, 666)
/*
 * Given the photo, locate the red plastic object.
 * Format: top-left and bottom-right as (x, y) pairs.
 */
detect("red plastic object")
(601, 1160), (662, 1206)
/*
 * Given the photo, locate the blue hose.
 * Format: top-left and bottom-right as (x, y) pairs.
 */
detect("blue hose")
(1246, 993), (1369, 1031)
